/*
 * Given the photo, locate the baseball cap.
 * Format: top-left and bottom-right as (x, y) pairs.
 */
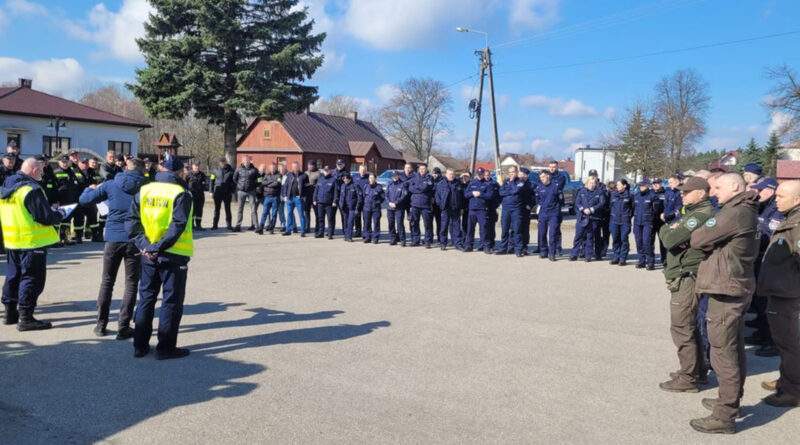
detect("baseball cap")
(743, 163), (763, 175)
(752, 177), (778, 191)
(391, 170), (399, 177)
(677, 176), (709, 193)
(638, 178), (651, 186)
(520, 167), (530, 175)
(588, 169), (598, 176)
(476, 167), (485, 175)
(432, 167), (441, 174)
(336, 159), (345, 166)
(163, 156), (184, 172)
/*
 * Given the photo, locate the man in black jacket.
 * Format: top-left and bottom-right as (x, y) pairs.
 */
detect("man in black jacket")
(303, 160), (320, 233)
(233, 155), (259, 232)
(257, 163), (282, 234)
(282, 161), (307, 237)
(186, 163), (208, 230)
(211, 158), (234, 230)
(100, 150), (122, 182)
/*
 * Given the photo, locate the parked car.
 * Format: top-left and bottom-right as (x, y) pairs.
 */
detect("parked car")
(376, 169), (401, 190)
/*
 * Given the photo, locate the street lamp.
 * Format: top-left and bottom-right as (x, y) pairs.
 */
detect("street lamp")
(457, 26), (501, 182)
(47, 116), (67, 157)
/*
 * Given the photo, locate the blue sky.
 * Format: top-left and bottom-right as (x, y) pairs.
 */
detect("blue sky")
(1, 0), (799, 160)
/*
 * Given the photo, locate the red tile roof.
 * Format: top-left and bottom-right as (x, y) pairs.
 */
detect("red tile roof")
(777, 160), (800, 179)
(238, 112), (404, 161)
(348, 141), (376, 156)
(0, 85), (149, 128)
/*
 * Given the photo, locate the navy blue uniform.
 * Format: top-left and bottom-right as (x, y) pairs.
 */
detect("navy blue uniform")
(435, 178), (465, 249)
(313, 173), (337, 238)
(551, 170), (567, 252)
(125, 172), (192, 354)
(338, 181), (362, 241)
(595, 183), (610, 259)
(431, 175), (443, 242)
(463, 178), (495, 252)
(497, 177), (529, 255)
(518, 178), (534, 253)
(486, 180), (500, 250)
(609, 189), (633, 263)
(408, 173), (435, 246)
(385, 179), (408, 245)
(653, 188), (668, 264)
(572, 186), (606, 260)
(633, 188), (658, 267)
(362, 183), (384, 243)
(663, 188), (683, 223)
(353, 173), (370, 237)
(535, 181), (561, 258)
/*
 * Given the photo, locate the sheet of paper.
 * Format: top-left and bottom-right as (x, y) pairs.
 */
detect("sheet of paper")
(96, 201), (109, 216)
(58, 204), (78, 218)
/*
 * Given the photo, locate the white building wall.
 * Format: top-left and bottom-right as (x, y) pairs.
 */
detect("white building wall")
(1, 115), (141, 159)
(574, 148), (619, 183)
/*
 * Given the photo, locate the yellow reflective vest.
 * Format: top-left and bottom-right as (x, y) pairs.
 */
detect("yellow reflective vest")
(0, 185), (60, 249)
(139, 182), (194, 257)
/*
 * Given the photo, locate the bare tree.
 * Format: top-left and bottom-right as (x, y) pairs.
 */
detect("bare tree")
(764, 65), (800, 140)
(312, 94), (368, 117)
(654, 69), (710, 173)
(378, 77), (451, 163)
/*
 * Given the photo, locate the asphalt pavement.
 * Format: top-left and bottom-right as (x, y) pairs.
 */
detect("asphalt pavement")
(0, 205), (797, 444)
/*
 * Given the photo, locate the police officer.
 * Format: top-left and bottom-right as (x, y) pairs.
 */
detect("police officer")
(657, 176), (714, 394)
(353, 165), (370, 238)
(303, 160), (320, 234)
(126, 156), (193, 360)
(689, 173), (759, 434)
(517, 168), (534, 255)
(186, 163), (208, 231)
(143, 158), (156, 183)
(5, 141), (23, 172)
(431, 167), (443, 242)
(535, 171), (560, 261)
(464, 168), (494, 254)
(609, 179), (633, 266)
(1, 157), (64, 330)
(408, 165), (435, 248)
(313, 166), (337, 239)
(459, 173), (471, 238)
(756, 180), (800, 407)
(79, 157), (147, 338)
(53, 155), (79, 245)
(633, 179), (657, 270)
(571, 176), (606, 262)
(746, 177), (783, 357)
(496, 165), (525, 256)
(548, 161), (567, 255)
(338, 172), (361, 242)
(386, 171), (407, 246)
(211, 157), (234, 230)
(332, 159), (349, 230)
(398, 163), (415, 183)
(362, 173), (384, 244)
(742, 162), (762, 187)
(652, 178), (668, 265)
(586, 169), (608, 260)
(435, 168), (464, 251)
(483, 169), (500, 251)
(664, 175), (684, 224)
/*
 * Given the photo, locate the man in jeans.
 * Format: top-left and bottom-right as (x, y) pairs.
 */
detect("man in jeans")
(281, 161), (307, 237)
(257, 163), (282, 234)
(232, 155), (259, 232)
(78, 158), (147, 338)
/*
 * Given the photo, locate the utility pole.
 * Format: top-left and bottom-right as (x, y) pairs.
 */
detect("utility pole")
(485, 48), (502, 184)
(468, 51), (486, 174)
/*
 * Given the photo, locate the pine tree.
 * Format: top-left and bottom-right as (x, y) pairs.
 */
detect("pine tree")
(762, 132), (782, 177)
(738, 137), (763, 171)
(131, 0), (325, 162)
(618, 107), (666, 179)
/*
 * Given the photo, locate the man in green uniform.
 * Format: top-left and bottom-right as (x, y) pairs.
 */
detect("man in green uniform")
(658, 176), (714, 393)
(756, 180), (800, 407)
(689, 172), (759, 434)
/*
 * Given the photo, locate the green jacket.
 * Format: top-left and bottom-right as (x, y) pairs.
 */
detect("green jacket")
(659, 200), (714, 281)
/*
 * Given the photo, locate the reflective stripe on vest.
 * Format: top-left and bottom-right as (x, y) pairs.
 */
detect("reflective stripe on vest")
(0, 185), (59, 249)
(139, 182), (194, 257)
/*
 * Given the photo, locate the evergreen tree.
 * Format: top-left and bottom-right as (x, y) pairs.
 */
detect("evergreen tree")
(738, 137), (763, 171)
(131, 0), (325, 162)
(763, 132), (783, 177)
(618, 107), (666, 179)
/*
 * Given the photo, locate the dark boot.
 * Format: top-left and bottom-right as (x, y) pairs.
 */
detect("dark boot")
(659, 377), (699, 393)
(116, 326), (135, 340)
(3, 303), (19, 325)
(764, 391), (800, 407)
(689, 415), (735, 434)
(93, 322), (107, 337)
(74, 230), (84, 244)
(91, 228), (103, 242)
(17, 309), (52, 331)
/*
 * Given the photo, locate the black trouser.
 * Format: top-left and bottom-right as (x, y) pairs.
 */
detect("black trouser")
(97, 242), (140, 328)
(192, 193), (205, 228)
(316, 204), (336, 237)
(72, 206), (86, 236)
(2, 249), (47, 310)
(213, 190), (232, 228)
(134, 257), (188, 352)
(302, 193), (316, 233)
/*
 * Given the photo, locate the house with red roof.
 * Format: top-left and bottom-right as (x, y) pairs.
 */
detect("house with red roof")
(236, 111), (405, 173)
(0, 78), (149, 159)
(777, 160), (800, 182)
(709, 150), (740, 171)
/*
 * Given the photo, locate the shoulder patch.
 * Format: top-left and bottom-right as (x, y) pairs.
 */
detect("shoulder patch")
(686, 217), (698, 229)
(769, 219), (781, 231)
(705, 218), (716, 228)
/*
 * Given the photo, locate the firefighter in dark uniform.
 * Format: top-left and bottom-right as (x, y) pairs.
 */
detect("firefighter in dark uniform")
(125, 156), (193, 360)
(53, 155), (79, 245)
(1, 157), (65, 330)
(186, 163), (208, 230)
(71, 156), (93, 244)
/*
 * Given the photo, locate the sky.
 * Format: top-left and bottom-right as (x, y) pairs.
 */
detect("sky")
(1, 0), (799, 160)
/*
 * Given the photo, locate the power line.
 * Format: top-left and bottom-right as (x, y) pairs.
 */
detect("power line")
(494, 30), (800, 76)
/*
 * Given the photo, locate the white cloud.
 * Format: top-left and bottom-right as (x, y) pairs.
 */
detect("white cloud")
(562, 127), (584, 141)
(299, 0), (346, 74)
(375, 83), (400, 104)
(503, 131), (527, 141)
(509, 0), (561, 30)
(500, 141), (523, 151)
(520, 95), (597, 117)
(6, 0), (46, 15)
(0, 57), (92, 98)
(63, 0), (152, 63)
(603, 107), (616, 120)
(768, 111), (793, 136)
(530, 138), (552, 150)
(746, 124), (761, 133)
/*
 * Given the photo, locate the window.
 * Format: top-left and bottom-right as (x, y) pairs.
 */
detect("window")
(42, 136), (71, 158)
(277, 157), (287, 165)
(7, 133), (21, 150)
(263, 127), (272, 139)
(108, 141), (132, 155)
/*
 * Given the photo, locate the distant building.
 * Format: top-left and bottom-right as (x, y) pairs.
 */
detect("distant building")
(777, 160), (800, 182)
(429, 153), (469, 173)
(500, 153), (537, 170)
(709, 150), (740, 171)
(779, 140), (800, 161)
(0, 78), (149, 159)
(401, 150), (426, 169)
(236, 111), (404, 172)
(573, 145), (621, 182)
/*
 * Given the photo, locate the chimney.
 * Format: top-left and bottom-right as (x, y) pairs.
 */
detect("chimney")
(348, 111), (358, 122)
(18, 78), (32, 88)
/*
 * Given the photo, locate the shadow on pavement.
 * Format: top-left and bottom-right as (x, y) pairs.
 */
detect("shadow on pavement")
(180, 307), (345, 333)
(738, 399), (793, 431)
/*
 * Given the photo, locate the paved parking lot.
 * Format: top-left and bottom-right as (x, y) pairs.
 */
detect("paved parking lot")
(1, 206), (797, 444)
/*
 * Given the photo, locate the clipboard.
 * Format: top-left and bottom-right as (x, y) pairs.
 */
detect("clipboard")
(58, 204), (78, 218)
